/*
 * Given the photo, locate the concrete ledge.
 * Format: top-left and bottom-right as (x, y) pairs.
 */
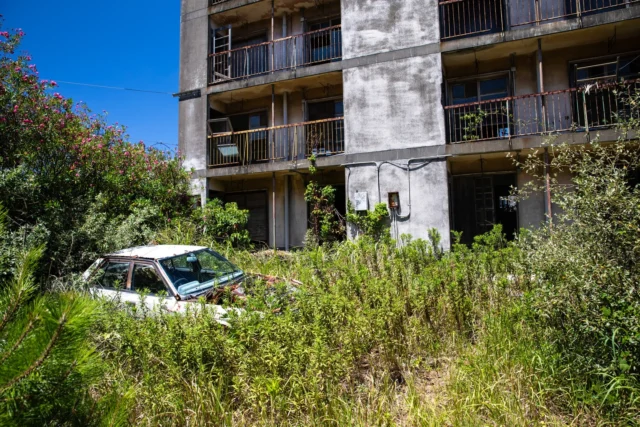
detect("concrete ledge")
(205, 61), (343, 94)
(441, 6), (640, 53)
(193, 128), (629, 178)
(208, 0), (262, 15)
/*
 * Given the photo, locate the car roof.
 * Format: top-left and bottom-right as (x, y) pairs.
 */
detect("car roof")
(106, 245), (208, 260)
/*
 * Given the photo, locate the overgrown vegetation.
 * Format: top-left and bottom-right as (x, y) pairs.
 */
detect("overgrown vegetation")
(1, 23), (639, 426)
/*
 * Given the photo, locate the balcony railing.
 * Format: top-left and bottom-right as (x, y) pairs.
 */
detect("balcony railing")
(439, 0), (638, 39)
(444, 81), (639, 143)
(510, 0), (638, 27)
(208, 25), (342, 84)
(439, 0), (505, 39)
(210, 0), (231, 5)
(208, 117), (344, 167)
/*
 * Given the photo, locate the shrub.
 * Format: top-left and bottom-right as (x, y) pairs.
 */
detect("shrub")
(192, 199), (251, 247)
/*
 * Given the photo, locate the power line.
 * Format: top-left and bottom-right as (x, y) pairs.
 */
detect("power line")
(54, 80), (174, 95)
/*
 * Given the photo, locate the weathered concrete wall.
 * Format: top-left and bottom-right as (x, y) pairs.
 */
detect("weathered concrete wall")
(180, 0), (209, 202)
(347, 159), (451, 248)
(341, 0), (439, 59)
(180, 0), (209, 92)
(343, 55), (445, 153)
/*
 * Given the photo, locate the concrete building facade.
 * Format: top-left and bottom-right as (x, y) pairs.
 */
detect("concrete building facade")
(178, 0), (640, 248)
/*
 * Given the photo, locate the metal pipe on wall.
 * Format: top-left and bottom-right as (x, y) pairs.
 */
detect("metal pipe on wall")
(272, 172), (277, 250)
(284, 175), (290, 251)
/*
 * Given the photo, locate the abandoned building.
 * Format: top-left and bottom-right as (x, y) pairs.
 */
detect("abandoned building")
(177, 0), (640, 248)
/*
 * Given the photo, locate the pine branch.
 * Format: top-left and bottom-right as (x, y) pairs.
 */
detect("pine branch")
(0, 316), (38, 366)
(0, 310), (68, 395)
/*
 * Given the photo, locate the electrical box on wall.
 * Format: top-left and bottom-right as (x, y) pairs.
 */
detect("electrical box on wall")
(352, 192), (369, 211)
(388, 192), (400, 209)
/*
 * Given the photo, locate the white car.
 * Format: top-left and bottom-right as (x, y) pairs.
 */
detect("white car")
(84, 245), (246, 326)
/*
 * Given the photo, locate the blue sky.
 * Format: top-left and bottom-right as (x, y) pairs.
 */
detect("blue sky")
(3, 0), (181, 150)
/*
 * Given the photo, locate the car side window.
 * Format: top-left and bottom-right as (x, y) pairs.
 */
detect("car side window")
(131, 264), (168, 296)
(98, 262), (130, 289)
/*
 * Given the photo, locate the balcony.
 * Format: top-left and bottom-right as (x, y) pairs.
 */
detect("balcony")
(208, 25), (342, 85)
(444, 80), (638, 143)
(210, 0), (231, 4)
(207, 117), (344, 167)
(439, 0), (638, 39)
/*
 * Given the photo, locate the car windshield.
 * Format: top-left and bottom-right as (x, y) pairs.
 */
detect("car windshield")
(159, 249), (243, 296)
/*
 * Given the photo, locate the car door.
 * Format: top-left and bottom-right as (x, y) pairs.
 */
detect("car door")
(130, 262), (181, 312)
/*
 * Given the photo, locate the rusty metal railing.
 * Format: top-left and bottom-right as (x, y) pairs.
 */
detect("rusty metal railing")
(439, 0), (506, 40)
(444, 81), (639, 143)
(510, 0), (637, 27)
(208, 117), (345, 167)
(208, 25), (342, 85)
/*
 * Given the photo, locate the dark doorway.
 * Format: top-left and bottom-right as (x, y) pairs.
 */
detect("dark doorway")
(224, 191), (269, 243)
(452, 174), (518, 244)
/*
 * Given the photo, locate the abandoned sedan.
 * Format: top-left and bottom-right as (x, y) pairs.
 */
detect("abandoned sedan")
(84, 245), (246, 323)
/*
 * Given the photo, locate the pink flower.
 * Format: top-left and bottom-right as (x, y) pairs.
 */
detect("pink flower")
(23, 119), (32, 124)
(13, 105), (18, 113)
(75, 173), (80, 177)
(97, 144), (103, 149)
(0, 32), (8, 37)
(50, 80), (57, 87)
(14, 67), (20, 72)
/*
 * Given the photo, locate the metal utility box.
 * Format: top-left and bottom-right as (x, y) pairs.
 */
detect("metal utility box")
(352, 192), (369, 211)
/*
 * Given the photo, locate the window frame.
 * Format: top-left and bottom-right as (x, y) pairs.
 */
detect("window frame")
(446, 72), (512, 106)
(304, 96), (344, 121)
(130, 261), (173, 297)
(570, 51), (640, 87)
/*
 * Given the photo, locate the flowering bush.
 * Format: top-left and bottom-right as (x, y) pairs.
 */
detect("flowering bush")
(0, 24), (191, 275)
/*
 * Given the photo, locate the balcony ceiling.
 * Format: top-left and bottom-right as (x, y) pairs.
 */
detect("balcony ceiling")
(208, 71), (343, 103)
(442, 18), (640, 69)
(211, 0), (335, 26)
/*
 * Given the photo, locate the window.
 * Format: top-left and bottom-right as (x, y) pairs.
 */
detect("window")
(450, 77), (509, 105)
(573, 53), (640, 86)
(131, 264), (168, 295)
(447, 76), (511, 142)
(306, 99), (344, 155)
(306, 17), (342, 64)
(571, 54), (640, 128)
(97, 261), (130, 289)
(307, 99), (344, 121)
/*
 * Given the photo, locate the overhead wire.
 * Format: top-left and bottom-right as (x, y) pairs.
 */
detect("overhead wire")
(54, 80), (174, 95)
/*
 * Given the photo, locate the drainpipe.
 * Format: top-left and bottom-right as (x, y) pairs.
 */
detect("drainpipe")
(284, 175), (290, 251)
(283, 89), (290, 251)
(536, 38), (552, 225)
(272, 172), (277, 250)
